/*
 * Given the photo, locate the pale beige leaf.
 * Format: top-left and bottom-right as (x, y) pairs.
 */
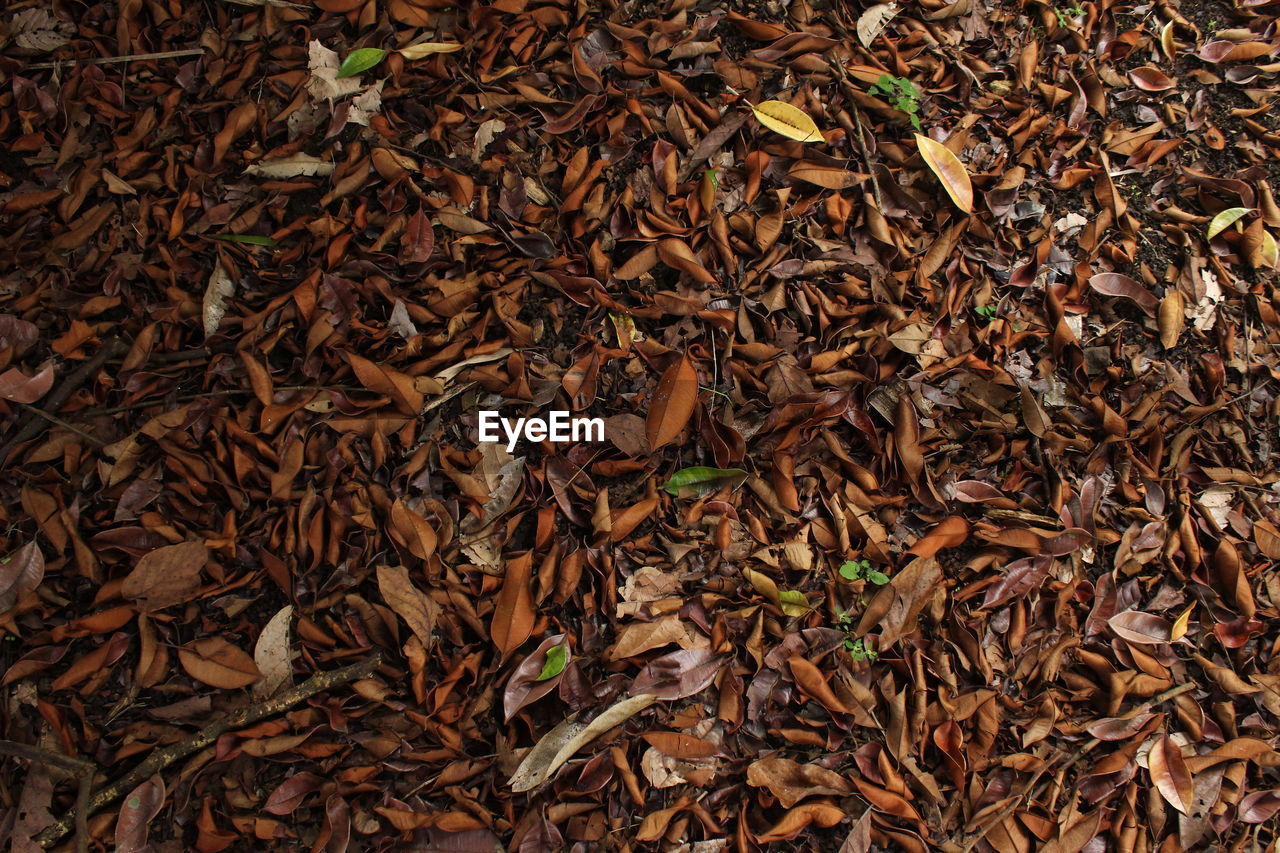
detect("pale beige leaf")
(508, 694), (656, 791)
(398, 42), (464, 59)
(253, 605), (294, 699)
(203, 261), (235, 338)
(377, 564), (439, 647)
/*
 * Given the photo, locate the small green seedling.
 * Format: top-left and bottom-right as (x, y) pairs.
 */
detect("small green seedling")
(835, 609), (879, 661)
(869, 75), (922, 131)
(975, 304), (999, 321)
(839, 558), (889, 585)
(1053, 3), (1085, 27)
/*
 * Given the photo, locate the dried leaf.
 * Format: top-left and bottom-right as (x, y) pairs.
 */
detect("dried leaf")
(178, 637), (262, 689)
(508, 694), (656, 791)
(915, 133), (974, 213)
(751, 100), (823, 143)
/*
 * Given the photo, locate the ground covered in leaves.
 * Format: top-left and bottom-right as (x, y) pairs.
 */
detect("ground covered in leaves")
(2, 0), (1280, 850)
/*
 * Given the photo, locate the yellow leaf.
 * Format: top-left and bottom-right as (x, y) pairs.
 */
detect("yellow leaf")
(914, 134), (973, 213)
(751, 100), (824, 143)
(398, 42), (464, 60)
(1261, 230), (1279, 268)
(1171, 603), (1194, 641)
(1207, 207), (1250, 240)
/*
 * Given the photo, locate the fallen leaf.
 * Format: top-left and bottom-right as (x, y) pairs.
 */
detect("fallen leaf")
(751, 100), (823, 143)
(915, 133), (974, 213)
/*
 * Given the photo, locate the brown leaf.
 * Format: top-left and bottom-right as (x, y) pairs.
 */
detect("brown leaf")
(1148, 735), (1195, 814)
(746, 757), (854, 807)
(121, 541), (208, 612)
(0, 364), (54, 404)
(0, 541), (45, 613)
(178, 637), (262, 689)
(377, 564), (439, 649)
(491, 553), (535, 658)
(1089, 272), (1159, 316)
(646, 355), (698, 450)
(855, 555), (941, 649)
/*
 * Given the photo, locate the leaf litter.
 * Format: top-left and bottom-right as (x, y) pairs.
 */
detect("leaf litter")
(2, 0), (1280, 850)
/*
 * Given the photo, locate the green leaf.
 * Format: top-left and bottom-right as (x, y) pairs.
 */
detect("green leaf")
(661, 466), (748, 497)
(213, 234), (277, 246)
(778, 590), (812, 617)
(866, 570), (890, 585)
(839, 560), (862, 580)
(1206, 207), (1251, 240)
(536, 643), (567, 681)
(337, 48), (388, 79)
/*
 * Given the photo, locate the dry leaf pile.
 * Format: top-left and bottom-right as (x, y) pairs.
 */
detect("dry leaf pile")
(2, 0), (1280, 850)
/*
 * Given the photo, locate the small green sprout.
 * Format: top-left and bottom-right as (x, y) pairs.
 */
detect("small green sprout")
(975, 304), (999, 321)
(839, 558), (889, 585)
(869, 75), (923, 131)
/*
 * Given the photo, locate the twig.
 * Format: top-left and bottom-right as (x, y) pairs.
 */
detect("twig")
(35, 650), (385, 848)
(23, 49), (206, 71)
(77, 384), (359, 417)
(9, 401), (106, 446)
(0, 741), (94, 853)
(825, 58), (885, 211)
(0, 337), (128, 464)
(221, 0), (314, 10)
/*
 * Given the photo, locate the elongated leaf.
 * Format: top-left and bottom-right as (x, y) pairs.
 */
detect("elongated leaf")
(508, 694), (656, 791)
(1149, 735), (1195, 814)
(1089, 272), (1159, 316)
(915, 134), (973, 213)
(751, 100), (823, 143)
(337, 48), (387, 78)
(646, 355), (697, 450)
(661, 466), (747, 496)
(212, 233), (276, 246)
(398, 42), (464, 60)
(1207, 207), (1251, 239)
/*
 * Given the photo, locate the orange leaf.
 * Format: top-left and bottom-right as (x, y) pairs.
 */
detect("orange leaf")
(490, 553), (535, 658)
(1149, 735), (1195, 814)
(646, 356), (698, 450)
(178, 637), (261, 689)
(907, 516), (970, 557)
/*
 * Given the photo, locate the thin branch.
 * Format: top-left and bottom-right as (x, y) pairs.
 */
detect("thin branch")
(23, 49), (206, 71)
(9, 401), (106, 446)
(35, 650), (385, 849)
(0, 337), (128, 464)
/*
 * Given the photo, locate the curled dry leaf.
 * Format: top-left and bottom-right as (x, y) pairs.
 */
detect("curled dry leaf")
(0, 364), (54, 404)
(504, 633), (571, 721)
(1089, 272), (1159, 316)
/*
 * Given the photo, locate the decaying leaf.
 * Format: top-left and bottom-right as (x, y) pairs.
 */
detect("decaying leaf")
(508, 694), (656, 791)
